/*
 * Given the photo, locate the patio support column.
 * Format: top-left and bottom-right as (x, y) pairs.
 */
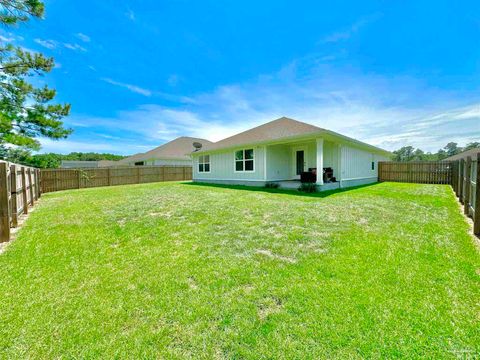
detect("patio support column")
(338, 144), (342, 188)
(316, 138), (324, 185)
(263, 145), (267, 181)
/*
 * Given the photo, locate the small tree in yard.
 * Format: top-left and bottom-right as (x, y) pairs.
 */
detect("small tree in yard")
(0, 0), (71, 159)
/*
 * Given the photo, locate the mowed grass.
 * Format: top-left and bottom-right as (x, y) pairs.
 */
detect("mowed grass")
(0, 182), (479, 358)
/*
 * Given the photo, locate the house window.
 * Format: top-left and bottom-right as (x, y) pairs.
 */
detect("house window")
(371, 161), (375, 170)
(134, 161), (144, 166)
(235, 149), (254, 172)
(198, 155), (210, 173)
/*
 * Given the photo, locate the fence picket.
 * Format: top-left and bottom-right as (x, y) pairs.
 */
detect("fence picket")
(464, 157), (472, 215)
(21, 167), (28, 215)
(10, 164), (18, 227)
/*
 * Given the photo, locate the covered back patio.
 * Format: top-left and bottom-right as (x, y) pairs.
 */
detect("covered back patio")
(265, 137), (341, 188)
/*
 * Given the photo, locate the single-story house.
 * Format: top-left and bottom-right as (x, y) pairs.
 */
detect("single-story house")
(118, 136), (212, 167)
(191, 117), (391, 190)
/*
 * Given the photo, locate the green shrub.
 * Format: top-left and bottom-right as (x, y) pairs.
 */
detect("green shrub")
(298, 182), (317, 193)
(265, 182), (280, 189)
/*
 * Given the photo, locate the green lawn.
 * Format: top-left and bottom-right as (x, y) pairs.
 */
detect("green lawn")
(0, 182), (479, 358)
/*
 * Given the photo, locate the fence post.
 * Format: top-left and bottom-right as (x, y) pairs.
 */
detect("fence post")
(474, 153), (480, 235)
(464, 156), (472, 216)
(32, 169), (38, 201)
(0, 162), (11, 243)
(37, 169), (42, 198)
(459, 159), (464, 203)
(33, 168), (38, 201)
(10, 164), (18, 227)
(27, 168), (34, 206)
(21, 167), (28, 215)
(108, 168), (112, 186)
(455, 160), (460, 198)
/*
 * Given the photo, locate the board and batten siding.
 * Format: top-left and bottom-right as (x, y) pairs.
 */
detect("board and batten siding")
(340, 145), (388, 181)
(193, 146), (265, 181)
(266, 144), (291, 180)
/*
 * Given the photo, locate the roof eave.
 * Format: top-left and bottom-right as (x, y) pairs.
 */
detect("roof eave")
(192, 130), (391, 156)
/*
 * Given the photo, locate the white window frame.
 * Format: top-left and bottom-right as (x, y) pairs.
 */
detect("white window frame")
(198, 154), (210, 173)
(234, 148), (255, 172)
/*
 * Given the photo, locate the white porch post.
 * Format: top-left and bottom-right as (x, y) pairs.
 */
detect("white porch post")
(263, 145), (267, 181)
(316, 138), (324, 185)
(337, 144), (342, 188)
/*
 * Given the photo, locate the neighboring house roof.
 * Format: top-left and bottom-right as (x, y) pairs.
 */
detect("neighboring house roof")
(444, 148), (480, 161)
(97, 160), (118, 167)
(119, 136), (213, 164)
(197, 117), (390, 155)
(60, 160), (100, 168)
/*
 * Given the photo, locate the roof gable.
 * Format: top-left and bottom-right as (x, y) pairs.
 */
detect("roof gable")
(201, 117), (323, 151)
(120, 136), (212, 163)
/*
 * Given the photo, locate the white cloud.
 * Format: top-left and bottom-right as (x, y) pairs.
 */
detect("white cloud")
(34, 38), (58, 49)
(38, 138), (133, 154)
(34, 37), (88, 52)
(61, 98), (480, 155)
(64, 43), (87, 52)
(0, 35), (15, 42)
(101, 78), (152, 96)
(0, 31), (23, 43)
(51, 50), (479, 155)
(75, 33), (90, 42)
(321, 14), (381, 43)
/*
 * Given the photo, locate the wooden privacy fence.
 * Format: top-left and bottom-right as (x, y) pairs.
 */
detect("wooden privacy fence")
(378, 161), (454, 184)
(379, 159), (479, 236)
(40, 165), (193, 193)
(0, 161), (41, 243)
(455, 154), (480, 235)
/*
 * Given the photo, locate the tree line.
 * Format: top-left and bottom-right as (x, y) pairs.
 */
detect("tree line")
(392, 142), (479, 162)
(2, 148), (125, 168)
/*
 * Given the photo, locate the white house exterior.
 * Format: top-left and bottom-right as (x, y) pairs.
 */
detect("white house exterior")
(118, 137), (212, 167)
(191, 117), (390, 190)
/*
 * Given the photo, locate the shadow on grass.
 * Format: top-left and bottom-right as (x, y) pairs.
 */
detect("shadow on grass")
(182, 181), (380, 199)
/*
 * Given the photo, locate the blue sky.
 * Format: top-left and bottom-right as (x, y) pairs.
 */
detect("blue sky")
(3, 0), (480, 154)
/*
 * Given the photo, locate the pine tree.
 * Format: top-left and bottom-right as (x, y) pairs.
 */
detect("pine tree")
(0, 0), (71, 157)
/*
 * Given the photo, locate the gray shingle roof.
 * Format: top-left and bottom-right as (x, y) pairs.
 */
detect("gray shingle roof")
(444, 148), (480, 161)
(200, 117), (324, 152)
(197, 116), (390, 155)
(120, 136), (212, 163)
